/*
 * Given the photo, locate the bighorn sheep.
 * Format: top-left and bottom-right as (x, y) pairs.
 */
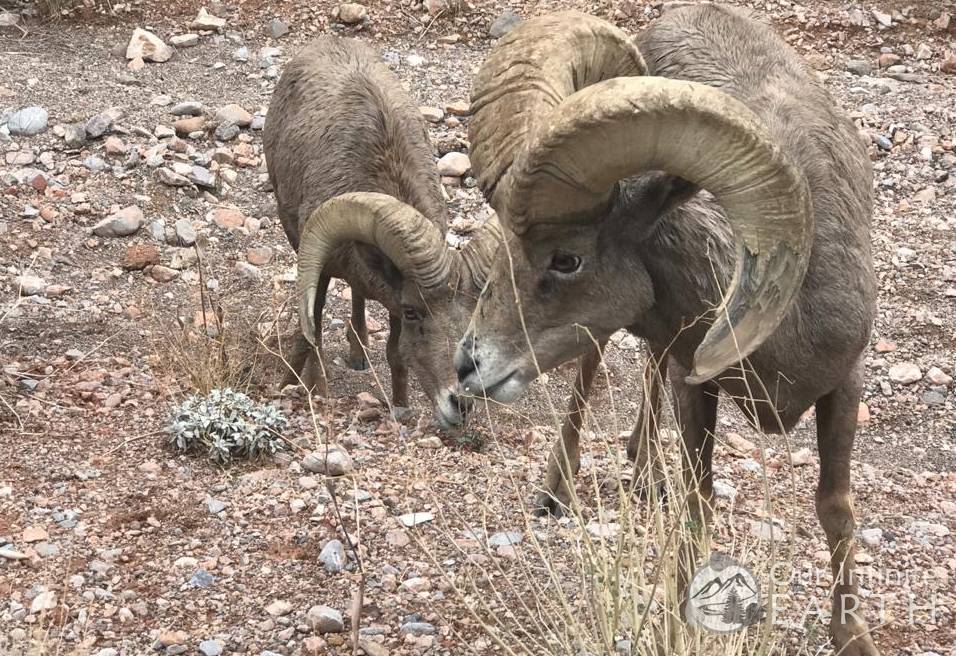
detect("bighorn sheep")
(263, 37), (501, 419)
(456, 7), (877, 655)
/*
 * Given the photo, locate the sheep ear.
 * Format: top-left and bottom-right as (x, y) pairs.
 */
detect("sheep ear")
(642, 172), (699, 217)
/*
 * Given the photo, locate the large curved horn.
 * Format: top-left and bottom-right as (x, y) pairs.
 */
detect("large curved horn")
(297, 192), (452, 345)
(507, 76), (813, 383)
(460, 212), (503, 286)
(469, 12), (646, 211)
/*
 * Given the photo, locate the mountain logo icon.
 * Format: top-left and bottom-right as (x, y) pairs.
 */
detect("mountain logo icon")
(685, 553), (763, 633)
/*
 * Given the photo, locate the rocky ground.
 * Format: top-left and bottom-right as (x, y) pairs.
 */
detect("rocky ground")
(1, 0), (955, 655)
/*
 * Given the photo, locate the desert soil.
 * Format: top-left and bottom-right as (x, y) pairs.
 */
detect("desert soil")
(1, 0), (955, 655)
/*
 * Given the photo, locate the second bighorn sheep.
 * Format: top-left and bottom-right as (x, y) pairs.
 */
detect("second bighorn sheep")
(263, 37), (500, 419)
(457, 7), (877, 655)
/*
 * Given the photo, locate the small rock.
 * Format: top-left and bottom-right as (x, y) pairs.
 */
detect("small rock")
(308, 605), (345, 633)
(713, 479), (737, 500)
(174, 116), (205, 136)
(267, 18), (289, 38)
(922, 391), (945, 406)
(888, 362), (922, 385)
(857, 401), (871, 424)
(93, 206), (143, 237)
(420, 106), (444, 123)
(206, 497), (227, 514)
(174, 218), (197, 246)
(63, 123), (87, 147)
(215, 123), (239, 141)
(235, 261), (261, 281)
(400, 576), (431, 593)
(215, 104), (253, 127)
(302, 448), (354, 476)
(845, 59), (871, 76)
(189, 166), (217, 188)
(188, 569), (215, 589)
(104, 135), (127, 156)
(915, 43), (933, 61)
(338, 3), (368, 24)
(860, 527), (883, 548)
(233, 46), (250, 62)
(265, 599), (293, 617)
(926, 367), (952, 386)
(789, 447), (812, 467)
(210, 207), (245, 229)
(942, 55), (956, 75)
(30, 590), (56, 613)
(444, 100), (470, 116)
(437, 151), (470, 176)
(416, 435), (442, 449)
(171, 101), (204, 117)
(15, 275), (45, 296)
(725, 432), (756, 456)
(319, 539), (347, 573)
(22, 526), (49, 542)
(121, 244), (160, 270)
(150, 265), (180, 282)
(487, 531), (522, 547)
(877, 53), (901, 68)
(247, 246), (274, 265)
(7, 107), (48, 136)
(84, 155), (109, 171)
(400, 621), (436, 636)
(83, 114), (113, 139)
(170, 34), (200, 48)
(871, 10), (892, 28)
(126, 28), (172, 63)
(190, 8), (226, 32)
(198, 640), (223, 656)
(398, 511), (434, 527)
(489, 9), (522, 38)
(157, 168), (190, 187)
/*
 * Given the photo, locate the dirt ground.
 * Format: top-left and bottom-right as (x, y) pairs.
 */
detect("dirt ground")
(1, 0), (955, 655)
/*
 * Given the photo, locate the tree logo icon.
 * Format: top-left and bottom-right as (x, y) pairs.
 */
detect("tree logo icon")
(685, 553), (763, 633)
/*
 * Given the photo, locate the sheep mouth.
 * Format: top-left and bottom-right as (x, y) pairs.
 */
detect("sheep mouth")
(435, 390), (471, 429)
(461, 369), (527, 404)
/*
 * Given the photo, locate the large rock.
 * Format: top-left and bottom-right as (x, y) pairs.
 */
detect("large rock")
(437, 152), (471, 177)
(93, 206), (144, 237)
(7, 107), (48, 136)
(190, 8), (226, 32)
(338, 3), (367, 24)
(888, 362), (922, 385)
(301, 447), (353, 476)
(126, 28), (172, 63)
(319, 539), (346, 573)
(215, 104), (253, 127)
(307, 605), (344, 633)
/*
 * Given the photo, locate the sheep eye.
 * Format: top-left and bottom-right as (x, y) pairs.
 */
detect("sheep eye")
(402, 306), (424, 322)
(549, 252), (582, 275)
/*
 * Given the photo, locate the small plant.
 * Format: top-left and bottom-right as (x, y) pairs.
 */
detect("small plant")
(168, 388), (289, 464)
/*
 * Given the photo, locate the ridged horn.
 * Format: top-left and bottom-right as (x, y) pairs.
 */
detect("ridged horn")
(460, 212), (503, 287)
(469, 11), (646, 211)
(506, 76), (813, 382)
(297, 192), (452, 345)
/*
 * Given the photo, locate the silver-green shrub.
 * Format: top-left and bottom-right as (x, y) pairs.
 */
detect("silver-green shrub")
(168, 388), (288, 464)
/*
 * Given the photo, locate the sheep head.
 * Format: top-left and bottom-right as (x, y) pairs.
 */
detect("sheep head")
(455, 12), (813, 402)
(297, 192), (501, 424)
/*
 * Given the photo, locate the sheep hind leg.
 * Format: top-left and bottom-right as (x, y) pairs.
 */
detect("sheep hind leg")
(535, 341), (606, 518)
(627, 342), (669, 499)
(815, 362), (879, 655)
(347, 295), (370, 371)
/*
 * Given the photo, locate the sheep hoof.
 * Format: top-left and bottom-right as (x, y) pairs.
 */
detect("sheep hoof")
(533, 491), (567, 518)
(348, 355), (370, 371)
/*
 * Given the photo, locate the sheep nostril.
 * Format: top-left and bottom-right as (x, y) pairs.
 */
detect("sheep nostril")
(456, 357), (477, 383)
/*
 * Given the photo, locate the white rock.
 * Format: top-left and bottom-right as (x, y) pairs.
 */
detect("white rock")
(338, 3), (367, 24)
(925, 367), (952, 386)
(16, 275), (45, 296)
(126, 28), (172, 63)
(302, 447), (353, 476)
(307, 604), (344, 633)
(190, 8), (226, 32)
(437, 152), (471, 177)
(30, 590), (56, 613)
(265, 599), (293, 616)
(398, 511), (434, 527)
(860, 527), (883, 548)
(888, 362), (922, 384)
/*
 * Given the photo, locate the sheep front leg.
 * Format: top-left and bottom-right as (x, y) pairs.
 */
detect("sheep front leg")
(285, 273), (330, 397)
(385, 313), (408, 408)
(535, 342), (605, 517)
(815, 362), (879, 655)
(347, 294), (370, 370)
